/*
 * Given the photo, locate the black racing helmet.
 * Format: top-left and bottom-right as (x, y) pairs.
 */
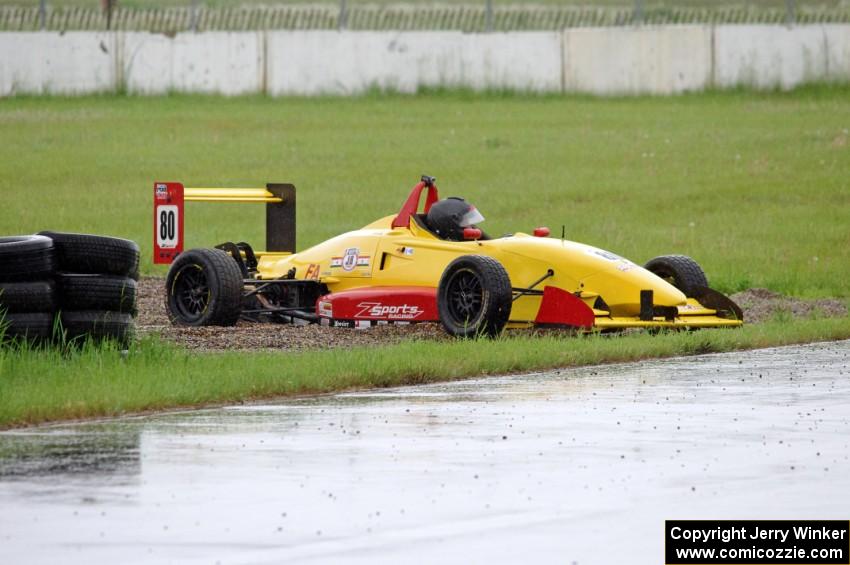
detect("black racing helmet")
(426, 197), (485, 241)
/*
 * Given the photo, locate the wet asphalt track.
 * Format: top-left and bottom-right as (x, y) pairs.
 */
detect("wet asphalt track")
(1, 340), (849, 565)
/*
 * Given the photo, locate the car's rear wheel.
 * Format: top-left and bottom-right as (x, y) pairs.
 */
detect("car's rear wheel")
(166, 248), (243, 327)
(644, 254), (708, 298)
(437, 255), (512, 338)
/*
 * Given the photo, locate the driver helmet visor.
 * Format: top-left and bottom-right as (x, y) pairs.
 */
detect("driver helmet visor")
(459, 207), (485, 227)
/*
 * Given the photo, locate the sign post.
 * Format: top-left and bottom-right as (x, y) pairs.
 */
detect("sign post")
(152, 182), (291, 265)
(153, 182), (184, 265)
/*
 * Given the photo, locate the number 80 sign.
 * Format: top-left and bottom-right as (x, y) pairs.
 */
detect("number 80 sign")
(153, 182), (184, 264)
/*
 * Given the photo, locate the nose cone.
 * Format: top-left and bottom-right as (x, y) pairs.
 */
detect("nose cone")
(583, 265), (687, 317)
(494, 236), (687, 317)
(497, 237), (635, 280)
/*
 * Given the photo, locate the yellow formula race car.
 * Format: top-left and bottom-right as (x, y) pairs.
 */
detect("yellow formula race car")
(153, 176), (743, 337)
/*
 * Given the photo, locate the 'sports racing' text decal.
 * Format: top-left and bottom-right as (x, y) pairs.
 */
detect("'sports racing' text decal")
(355, 302), (424, 320)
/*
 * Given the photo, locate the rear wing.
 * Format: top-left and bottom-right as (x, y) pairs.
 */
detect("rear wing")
(153, 182), (295, 265)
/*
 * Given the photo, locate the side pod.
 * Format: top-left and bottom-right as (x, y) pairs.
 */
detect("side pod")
(317, 287), (438, 329)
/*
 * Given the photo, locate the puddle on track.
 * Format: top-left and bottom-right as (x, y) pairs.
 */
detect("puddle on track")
(1, 340), (849, 564)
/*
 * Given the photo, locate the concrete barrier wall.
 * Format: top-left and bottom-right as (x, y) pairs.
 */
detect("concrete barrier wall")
(824, 24), (850, 82)
(1, 26), (849, 97)
(0, 32), (117, 95)
(562, 26), (713, 94)
(714, 25), (828, 89)
(123, 32), (263, 95)
(267, 31), (563, 95)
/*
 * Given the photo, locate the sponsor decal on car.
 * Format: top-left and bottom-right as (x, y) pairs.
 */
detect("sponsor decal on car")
(585, 247), (637, 271)
(342, 247), (359, 271)
(585, 246), (624, 262)
(305, 263), (321, 280)
(330, 248), (370, 271)
(317, 300), (333, 318)
(355, 302), (424, 320)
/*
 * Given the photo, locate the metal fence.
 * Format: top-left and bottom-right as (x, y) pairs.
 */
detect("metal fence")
(3, 1), (849, 32)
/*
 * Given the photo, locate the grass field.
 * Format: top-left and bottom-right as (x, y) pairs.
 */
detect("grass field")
(2, 88), (849, 297)
(2, 88), (849, 427)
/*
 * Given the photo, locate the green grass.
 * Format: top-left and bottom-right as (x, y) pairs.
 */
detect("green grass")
(0, 317), (848, 429)
(1, 88), (849, 427)
(1, 87), (849, 297)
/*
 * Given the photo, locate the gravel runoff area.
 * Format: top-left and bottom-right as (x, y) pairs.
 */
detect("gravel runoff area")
(137, 277), (448, 351)
(137, 277), (848, 352)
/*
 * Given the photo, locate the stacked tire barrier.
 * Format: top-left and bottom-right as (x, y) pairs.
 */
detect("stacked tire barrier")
(0, 232), (139, 346)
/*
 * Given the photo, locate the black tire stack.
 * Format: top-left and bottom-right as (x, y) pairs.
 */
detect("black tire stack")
(0, 232), (139, 346)
(0, 235), (57, 342)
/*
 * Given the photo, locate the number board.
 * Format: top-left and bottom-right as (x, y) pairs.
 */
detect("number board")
(153, 182), (184, 264)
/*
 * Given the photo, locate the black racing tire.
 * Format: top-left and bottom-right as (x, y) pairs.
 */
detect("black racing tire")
(1, 312), (55, 341)
(59, 311), (134, 345)
(644, 254), (709, 298)
(437, 255), (512, 338)
(0, 235), (56, 282)
(0, 280), (57, 313)
(165, 248), (243, 327)
(57, 274), (137, 315)
(38, 232), (140, 280)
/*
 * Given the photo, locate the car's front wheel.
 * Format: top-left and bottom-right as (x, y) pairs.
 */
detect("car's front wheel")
(437, 255), (512, 338)
(644, 254), (708, 298)
(165, 248), (243, 326)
